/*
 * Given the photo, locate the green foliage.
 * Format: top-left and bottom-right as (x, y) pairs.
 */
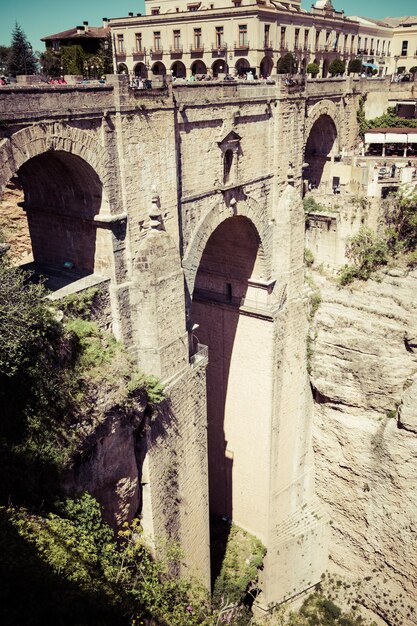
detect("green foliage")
(306, 62), (319, 76)
(213, 523), (266, 606)
(357, 98), (417, 138)
(6, 23), (37, 76)
(61, 287), (99, 319)
(328, 58), (345, 77)
(303, 195), (326, 214)
(39, 48), (62, 77)
(348, 59), (362, 75)
(277, 53), (297, 74)
(128, 372), (165, 407)
(304, 248), (314, 267)
(382, 188), (417, 254)
(338, 227), (388, 285)
(61, 45), (85, 75)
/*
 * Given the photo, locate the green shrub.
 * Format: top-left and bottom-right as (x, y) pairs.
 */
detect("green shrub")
(348, 59), (362, 74)
(307, 62), (319, 76)
(303, 195), (325, 214)
(277, 53), (297, 74)
(338, 227), (388, 285)
(304, 248), (314, 267)
(61, 287), (99, 320)
(328, 58), (345, 76)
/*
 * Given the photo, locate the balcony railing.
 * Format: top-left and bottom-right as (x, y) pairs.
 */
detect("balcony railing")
(170, 45), (183, 54)
(263, 40), (273, 49)
(150, 47), (163, 57)
(115, 50), (126, 57)
(190, 43), (204, 53)
(279, 40), (287, 50)
(132, 48), (145, 58)
(234, 40), (250, 50)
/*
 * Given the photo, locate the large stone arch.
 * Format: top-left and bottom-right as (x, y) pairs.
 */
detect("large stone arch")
(182, 194), (270, 297)
(304, 98), (341, 149)
(0, 123), (112, 201)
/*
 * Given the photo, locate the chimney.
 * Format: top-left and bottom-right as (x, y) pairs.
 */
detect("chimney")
(128, 12), (134, 16)
(83, 20), (89, 32)
(76, 25), (85, 34)
(102, 17), (109, 28)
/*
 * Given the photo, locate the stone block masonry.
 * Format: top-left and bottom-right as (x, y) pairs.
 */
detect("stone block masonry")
(0, 76), (387, 607)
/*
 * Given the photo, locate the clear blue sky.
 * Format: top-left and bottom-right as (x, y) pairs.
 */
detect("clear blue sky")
(0, 0), (416, 52)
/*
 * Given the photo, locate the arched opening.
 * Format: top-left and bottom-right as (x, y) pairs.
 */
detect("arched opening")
(190, 215), (272, 582)
(259, 56), (273, 78)
(212, 59), (227, 77)
(235, 58), (250, 77)
(223, 149), (234, 184)
(322, 59), (328, 78)
(3, 150), (110, 289)
(304, 114), (338, 189)
(171, 60), (186, 78)
(134, 62), (148, 78)
(117, 63), (128, 74)
(191, 60), (207, 76)
(151, 61), (166, 76)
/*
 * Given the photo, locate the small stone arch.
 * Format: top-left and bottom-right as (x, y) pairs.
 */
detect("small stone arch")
(171, 60), (186, 78)
(182, 196), (270, 297)
(117, 63), (128, 74)
(152, 61), (166, 76)
(212, 59), (227, 77)
(134, 62), (148, 78)
(235, 58), (250, 76)
(191, 60), (207, 76)
(260, 56), (273, 78)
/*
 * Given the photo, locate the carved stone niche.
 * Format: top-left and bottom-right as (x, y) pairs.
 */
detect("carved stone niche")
(217, 130), (242, 186)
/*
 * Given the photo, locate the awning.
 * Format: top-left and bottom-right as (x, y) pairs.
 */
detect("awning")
(365, 132), (385, 143)
(362, 62), (378, 69)
(386, 132), (407, 143)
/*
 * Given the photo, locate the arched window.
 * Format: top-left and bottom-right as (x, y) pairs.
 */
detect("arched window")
(223, 149), (234, 184)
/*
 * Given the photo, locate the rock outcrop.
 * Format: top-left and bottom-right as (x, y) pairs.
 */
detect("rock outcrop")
(310, 269), (417, 626)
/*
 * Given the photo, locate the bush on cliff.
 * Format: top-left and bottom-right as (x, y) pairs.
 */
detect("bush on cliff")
(338, 227), (388, 285)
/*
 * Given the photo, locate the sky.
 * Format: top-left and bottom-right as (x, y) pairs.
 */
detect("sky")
(0, 0), (416, 52)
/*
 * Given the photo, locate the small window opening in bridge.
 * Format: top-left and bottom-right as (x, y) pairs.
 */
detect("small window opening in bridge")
(225, 282), (232, 301)
(223, 149), (234, 184)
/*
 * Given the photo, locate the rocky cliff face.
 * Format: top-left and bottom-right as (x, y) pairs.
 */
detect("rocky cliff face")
(310, 269), (417, 626)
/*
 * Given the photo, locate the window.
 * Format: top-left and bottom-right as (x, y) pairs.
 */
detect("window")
(376, 39), (379, 54)
(364, 37), (368, 51)
(151, 8), (160, 14)
(315, 30), (320, 49)
(233, 0), (242, 5)
(264, 25), (270, 47)
(370, 38), (374, 52)
(238, 24), (247, 47)
(135, 33), (142, 52)
(154, 31), (161, 50)
(304, 29), (309, 49)
(173, 30), (181, 49)
(117, 34), (125, 53)
(188, 3), (200, 10)
(216, 26), (224, 48)
(382, 40), (385, 53)
(280, 26), (286, 47)
(194, 28), (202, 49)
(401, 40), (408, 56)
(294, 28), (300, 48)
(52, 41), (60, 51)
(358, 36), (362, 50)
(223, 149), (234, 184)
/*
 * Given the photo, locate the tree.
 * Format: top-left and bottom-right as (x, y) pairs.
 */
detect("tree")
(348, 58), (362, 75)
(0, 45), (10, 75)
(6, 23), (37, 76)
(307, 62), (320, 77)
(61, 45), (85, 75)
(39, 48), (61, 77)
(277, 52), (297, 74)
(328, 57), (345, 77)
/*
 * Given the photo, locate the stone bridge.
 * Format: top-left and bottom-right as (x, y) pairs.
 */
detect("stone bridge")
(0, 75), (384, 608)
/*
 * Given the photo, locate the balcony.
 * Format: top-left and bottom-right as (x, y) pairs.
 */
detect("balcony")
(211, 43), (227, 55)
(132, 48), (145, 59)
(170, 45), (183, 56)
(263, 40), (273, 50)
(370, 49), (375, 55)
(234, 40), (250, 51)
(150, 47), (163, 58)
(115, 50), (126, 59)
(279, 40), (288, 50)
(190, 43), (204, 55)
(190, 343), (208, 369)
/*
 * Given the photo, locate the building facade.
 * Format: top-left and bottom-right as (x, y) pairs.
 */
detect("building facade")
(109, 0), (359, 78)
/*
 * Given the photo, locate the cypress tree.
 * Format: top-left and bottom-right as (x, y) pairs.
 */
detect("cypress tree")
(7, 23), (37, 76)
